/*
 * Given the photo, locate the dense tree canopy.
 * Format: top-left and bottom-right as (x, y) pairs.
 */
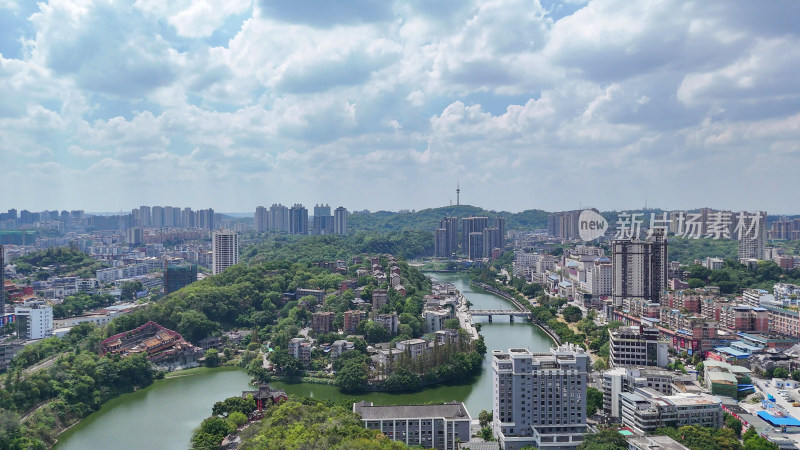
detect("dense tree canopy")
(576, 429), (627, 450)
(12, 246), (109, 279)
(237, 399), (409, 450)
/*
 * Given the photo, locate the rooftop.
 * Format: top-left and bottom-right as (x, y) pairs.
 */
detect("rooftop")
(627, 435), (690, 450)
(353, 401), (470, 421)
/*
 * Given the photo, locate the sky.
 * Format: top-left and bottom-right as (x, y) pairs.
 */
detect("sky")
(1, 0), (799, 214)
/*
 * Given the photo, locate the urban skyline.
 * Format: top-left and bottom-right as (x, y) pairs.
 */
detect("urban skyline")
(1, 2), (799, 213)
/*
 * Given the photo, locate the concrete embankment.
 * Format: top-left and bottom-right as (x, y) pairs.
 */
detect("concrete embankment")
(455, 293), (480, 340)
(469, 280), (561, 345)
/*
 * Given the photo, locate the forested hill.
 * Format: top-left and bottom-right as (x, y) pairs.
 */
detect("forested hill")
(347, 205), (549, 233)
(242, 232), (434, 263)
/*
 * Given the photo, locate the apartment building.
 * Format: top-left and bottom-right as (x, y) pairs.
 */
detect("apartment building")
(609, 326), (668, 368)
(612, 230), (668, 307)
(492, 345), (589, 450)
(288, 337), (311, 366)
(353, 401), (471, 450)
(311, 311), (335, 333)
(620, 389), (722, 434)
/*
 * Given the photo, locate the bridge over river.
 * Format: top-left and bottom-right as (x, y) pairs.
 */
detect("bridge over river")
(468, 309), (532, 322)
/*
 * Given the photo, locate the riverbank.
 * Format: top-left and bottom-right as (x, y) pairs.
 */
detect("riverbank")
(164, 365), (244, 378)
(455, 293), (481, 340)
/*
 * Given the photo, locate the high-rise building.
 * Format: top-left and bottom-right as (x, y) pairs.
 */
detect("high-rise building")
(494, 216), (506, 248)
(127, 227), (144, 246)
(182, 208), (194, 228)
(434, 217), (458, 257)
(334, 206), (348, 235)
(164, 262), (198, 295)
(212, 230), (239, 275)
(196, 208), (215, 231)
(139, 205), (151, 227)
(162, 206), (179, 227)
(312, 204), (333, 235)
(0, 244), (4, 317)
(492, 346), (589, 450)
(434, 228), (449, 257)
(547, 210), (582, 239)
(289, 204), (308, 235)
(609, 326), (669, 368)
(738, 211), (767, 261)
(151, 206), (164, 227)
(15, 301), (53, 340)
(270, 204), (289, 232)
(255, 206), (269, 233)
(483, 227), (499, 258)
(612, 229), (667, 307)
(462, 217), (488, 253)
(468, 232), (484, 261)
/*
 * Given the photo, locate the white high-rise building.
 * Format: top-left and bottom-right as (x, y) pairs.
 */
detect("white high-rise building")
(212, 230), (239, 275)
(492, 345), (589, 450)
(15, 301), (53, 340)
(334, 206), (348, 235)
(738, 211), (767, 261)
(586, 257), (612, 296)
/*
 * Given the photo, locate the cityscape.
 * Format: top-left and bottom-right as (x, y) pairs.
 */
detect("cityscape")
(2, 1), (800, 450)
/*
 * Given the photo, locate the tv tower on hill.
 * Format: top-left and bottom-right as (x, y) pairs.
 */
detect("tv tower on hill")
(456, 181), (460, 206)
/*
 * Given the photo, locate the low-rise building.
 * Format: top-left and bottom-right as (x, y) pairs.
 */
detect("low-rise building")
(620, 390), (722, 434)
(288, 337), (311, 366)
(312, 311), (336, 333)
(396, 338), (427, 359)
(372, 289), (389, 310)
(423, 308), (451, 333)
(435, 329), (459, 345)
(99, 321), (202, 369)
(353, 401), (471, 450)
(627, 435), (690, 450)
(0, 339), (25, 371)
(602, 367), (689, 419)
(14, 301), (53, 340)
(609, 326), (668, 368)
(329, 340), (353, 361)
(296, 288), (326, 305)
(96, 263), (148, 283)
(703, 359), (754, 399)
(344, 310), (368, 334)
(374, 313), (399, 335)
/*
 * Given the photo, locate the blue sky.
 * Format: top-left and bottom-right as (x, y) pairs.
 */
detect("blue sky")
(1, 0), (799, 213)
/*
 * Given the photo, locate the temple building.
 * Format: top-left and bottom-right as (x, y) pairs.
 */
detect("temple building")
(100, 321), (203, 369)
(242, 383), (288, 411)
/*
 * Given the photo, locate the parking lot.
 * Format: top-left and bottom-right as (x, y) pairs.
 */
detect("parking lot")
(742, 378), (800, 446)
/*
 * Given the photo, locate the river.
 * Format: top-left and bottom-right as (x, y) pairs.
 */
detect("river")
(56, 272), (553, 448)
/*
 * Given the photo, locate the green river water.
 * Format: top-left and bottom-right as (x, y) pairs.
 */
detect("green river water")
(56, 272), (554, 449)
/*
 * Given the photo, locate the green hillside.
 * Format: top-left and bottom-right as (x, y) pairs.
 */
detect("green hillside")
(347, 205), (549, 233)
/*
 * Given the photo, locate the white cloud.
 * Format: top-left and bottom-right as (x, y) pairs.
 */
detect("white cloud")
(168, 0), (252, 38)
(0, 0), (799, 213)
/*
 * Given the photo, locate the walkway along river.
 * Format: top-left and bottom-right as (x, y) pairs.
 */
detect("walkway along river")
(55, 271), (555, 449)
